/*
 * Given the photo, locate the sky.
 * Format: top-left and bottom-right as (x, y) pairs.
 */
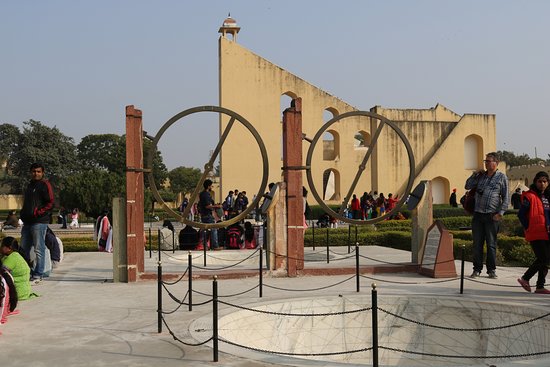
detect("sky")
(2, 1), (549, 170)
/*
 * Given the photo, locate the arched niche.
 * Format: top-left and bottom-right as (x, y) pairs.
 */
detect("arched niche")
(323, 168), (340, 201)
(431, 176), (450, 205)
(323, 108), (339, 161)
(354, 130), (371, 148)
(464, 134), (483, 170)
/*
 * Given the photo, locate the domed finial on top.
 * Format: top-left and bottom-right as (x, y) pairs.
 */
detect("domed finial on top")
(219, 14), (240, 42)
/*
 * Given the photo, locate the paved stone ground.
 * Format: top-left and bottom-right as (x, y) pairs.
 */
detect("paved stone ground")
(2, 247), (550, 367)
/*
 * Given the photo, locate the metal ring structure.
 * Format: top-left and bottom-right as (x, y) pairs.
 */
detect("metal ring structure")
(305, 110), (415, 225)
(146, 106), (269, 229)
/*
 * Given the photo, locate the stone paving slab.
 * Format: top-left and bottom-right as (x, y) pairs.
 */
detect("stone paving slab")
(2, 248), (550, 367)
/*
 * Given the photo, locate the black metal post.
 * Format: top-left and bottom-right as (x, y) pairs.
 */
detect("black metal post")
(460, 244), (465, 294)
(203, 229), (207, 267)
(312, 221), (315, 251)
(188, 251), (193, 311)
(213, 276), (219, 362)
(348, 225), (351, 250)
(149, 227), (152, 258)
(356, 243), (360, 292)
(372, 283), (378, 367)
(172, 228), (175, 253)
(157, 260), (162, 333)
(157, 228), (161, 254)
(355, 225), (358, 244)
(259, 247), (263, 298)
(326, 226), (330, 264)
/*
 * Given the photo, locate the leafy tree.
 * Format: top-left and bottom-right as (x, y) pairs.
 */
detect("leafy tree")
(167, 166), (202, 196)
(496, 150), (539, 167)
(2, 120), (77, 194)
(0, 123), (21, 166)
(77, 134), (126, 173)
(59, 169), (125, 219)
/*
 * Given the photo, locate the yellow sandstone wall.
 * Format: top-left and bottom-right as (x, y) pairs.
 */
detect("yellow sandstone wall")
(218, 36), (497, 205)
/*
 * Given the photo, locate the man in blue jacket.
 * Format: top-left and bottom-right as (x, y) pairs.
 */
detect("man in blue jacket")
(19, 163), (55, 284)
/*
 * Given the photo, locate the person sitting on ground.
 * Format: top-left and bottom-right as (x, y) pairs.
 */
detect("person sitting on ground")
(1, 267), (19, 325)
(2, 210), (19, 230)
(69, 208), (79, 229)
(1, 237), (35, 300)
(159, 219), (175, 250)
(243, 221), (256, 249)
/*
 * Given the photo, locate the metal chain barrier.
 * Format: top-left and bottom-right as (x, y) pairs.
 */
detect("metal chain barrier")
(379, 345), (550, 359)
(161, 315), (213, 347)
(263, 274), (355, 292)
(192, 284), (259, 298)
(218, 299), (372, 317)
(378, 307), (550, 331)
(220, 337), (373, 356)
(360, 274), (460, 285)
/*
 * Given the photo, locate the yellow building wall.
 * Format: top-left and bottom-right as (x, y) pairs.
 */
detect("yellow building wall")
(218, 36), (498, 204)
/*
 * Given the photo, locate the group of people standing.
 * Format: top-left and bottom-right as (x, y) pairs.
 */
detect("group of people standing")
(465, 152), (550, 294)
(348, 191), (399, 220)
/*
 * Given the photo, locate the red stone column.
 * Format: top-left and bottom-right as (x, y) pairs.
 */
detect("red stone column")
(282, 98), (305, 276)
(125, 105), (145, 282)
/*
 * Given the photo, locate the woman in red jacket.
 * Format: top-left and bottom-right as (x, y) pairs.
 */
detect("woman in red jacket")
(517, 171), (550, 294)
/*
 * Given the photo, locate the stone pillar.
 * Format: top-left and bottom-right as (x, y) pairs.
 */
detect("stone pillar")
(411, 181), (433, 264)
(112, 197), (127, 282)
(282, 98), (304, 276)
(266, 183), (288, 272)
(125, 105), (145, 282)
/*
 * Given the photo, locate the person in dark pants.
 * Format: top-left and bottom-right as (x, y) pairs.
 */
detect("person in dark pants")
(464, 152), (509, 279)
(517, 171), (550, 294)
(449, 188), (458, 207)
(199, 179), (221, 250)
(19, 163), (55, 284)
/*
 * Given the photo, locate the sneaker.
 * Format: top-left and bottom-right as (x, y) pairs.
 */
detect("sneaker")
(488, 271), (498, 279)
(517, 278), (531, 292)
(534, 288), (550, 294)
(470, 271), (481, 278)
(30, 276), (43, 285)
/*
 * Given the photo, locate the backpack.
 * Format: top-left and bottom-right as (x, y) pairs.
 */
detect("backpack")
(462, 187), (476, 215)
(226, 225), (243, 249)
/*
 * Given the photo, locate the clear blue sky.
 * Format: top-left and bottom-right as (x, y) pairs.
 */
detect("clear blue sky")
(2, 1), (549, 169)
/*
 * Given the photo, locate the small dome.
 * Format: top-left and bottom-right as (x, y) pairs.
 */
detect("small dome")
(222, 16), (237, 28)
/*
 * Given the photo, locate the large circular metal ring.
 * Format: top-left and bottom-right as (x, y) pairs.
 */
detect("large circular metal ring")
(146, 106), (269, 229)
(305, 110), (415, 225)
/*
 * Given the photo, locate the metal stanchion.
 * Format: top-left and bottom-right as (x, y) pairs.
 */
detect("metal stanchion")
(203, 229), (207, 267)
(355, 225), (358, 244)
(157, 229), (161, 254)
(188, 251), (193, 311)
(348, 225), (351, 250)
(326, 226), (330, 264)
(259, 247), (263, 298)
(149, 227), (152, 258)
(312, 221), (315, 250)
(213, 276), (219, 362)
(172, 229), (175, 253)
(460, 245), (465, 294)
(372, 283), (378, 367)
(157, 260), (162, 333)
(356, 243), (360, 292)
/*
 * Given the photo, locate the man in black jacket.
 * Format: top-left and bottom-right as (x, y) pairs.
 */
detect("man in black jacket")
(19, 163), (55, 283)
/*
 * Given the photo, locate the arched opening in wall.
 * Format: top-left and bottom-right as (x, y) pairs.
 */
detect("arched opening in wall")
(431, 176), (450, 205)
(354, 130), (371, 148)
(323, 130), (340, 161)
(323, 108), (339, 161)
(464, 135), (483, 170)
(323, 169), (340, 201)
(280, 92), (297, 160)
